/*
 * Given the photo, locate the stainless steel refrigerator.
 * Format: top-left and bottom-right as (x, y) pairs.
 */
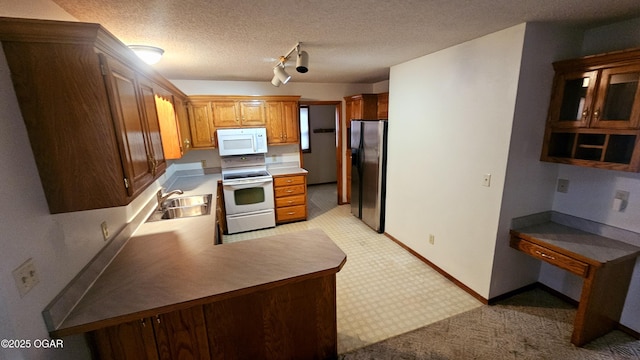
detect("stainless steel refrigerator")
(350, 119), (388, 233)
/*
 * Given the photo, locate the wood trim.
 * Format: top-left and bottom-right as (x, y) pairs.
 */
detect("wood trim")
(383, 232), (488, 305)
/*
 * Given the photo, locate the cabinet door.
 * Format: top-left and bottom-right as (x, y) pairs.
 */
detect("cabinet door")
(591, 64), (640, 129)
(138, 77), (166, 175)
(174, 96), (192, 154)
(101, 55), (153, 196)
(282, 101), (300, 143)
(211, 101), (240, 127)
(153, 307), (210, 360)
(88, 318), (159, 360)
(238, 100), (266, 126)
(188, 101), (215, 148)
(266, 101), (285, 144)
(548, 70), (598, 128)
(154, 86), (182, 160)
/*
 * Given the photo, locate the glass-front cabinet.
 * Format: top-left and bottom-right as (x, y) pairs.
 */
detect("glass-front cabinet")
(541, 48), (640, 172)
(591, 64), (640, 129)
(549, 70), (598, 128)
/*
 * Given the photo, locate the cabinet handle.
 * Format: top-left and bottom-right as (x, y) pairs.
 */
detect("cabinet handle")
(593, 109), (600, 119)
(156, 316), (161, 324)
(286, 179), (293, 183)
(535, 250), (555, 260)
(286, 190), (294, 193)
(287, 200), (294, 204)
(141, 319), (146, 327)
(581, 108), (589, 119)
(287, 211), (296, 215)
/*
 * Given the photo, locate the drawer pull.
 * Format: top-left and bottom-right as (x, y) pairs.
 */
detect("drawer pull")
(286, 190), (293, 193)
(286, 179), (293, 183)
(535, 250), (555, 260)
(287, 211), (296, 215)
(287, 200), (293, 204)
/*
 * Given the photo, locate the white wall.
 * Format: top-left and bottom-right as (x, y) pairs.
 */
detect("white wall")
(489, 23), (584, 297)
(385, 24), (527, 298)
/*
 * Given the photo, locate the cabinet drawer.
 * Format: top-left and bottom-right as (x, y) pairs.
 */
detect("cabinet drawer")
(274, 184), (305, 198)
(274, 175), (305, 187)
(510, 237), (589, 277)
(276, 205), (307, 222)
(275, 194), (306, 208)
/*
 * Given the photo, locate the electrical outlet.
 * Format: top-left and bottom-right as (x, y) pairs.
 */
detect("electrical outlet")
(429, 234), (435, 245)
(557, 179), (569, 193)
(12, 258), (39, 297)
(482, 174), (491, 187)
(615, 190), (630, 201)
(101, 221), (109, 241)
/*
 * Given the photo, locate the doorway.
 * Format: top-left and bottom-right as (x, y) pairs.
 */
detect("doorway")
(299, 101), (342, 206)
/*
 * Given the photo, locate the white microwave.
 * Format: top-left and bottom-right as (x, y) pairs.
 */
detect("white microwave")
(217, 128), (268, 156)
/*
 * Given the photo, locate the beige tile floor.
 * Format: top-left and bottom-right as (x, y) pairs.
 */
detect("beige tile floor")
(223, 183), (482, 354)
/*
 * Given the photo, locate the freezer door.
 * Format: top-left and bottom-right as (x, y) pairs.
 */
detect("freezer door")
(350, 121), (362, 218)
(360, 120), (387, 232)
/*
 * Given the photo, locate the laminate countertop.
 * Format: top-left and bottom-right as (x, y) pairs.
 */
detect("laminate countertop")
(50, 174), (346, 338)
(510, 221), (640, 265)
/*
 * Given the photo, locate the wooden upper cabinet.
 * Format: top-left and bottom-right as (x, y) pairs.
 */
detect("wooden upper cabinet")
(188, 101), (216, 148)
(0, 17), (183, 212)
(266, 100), (299, 145)
(188, 95), (300, 146)
(238, 100), (266, 126)
(174, 96), (192, 155)
(211, 101), (240, 127)
(541, 48), (640, 172)
(344, 94), (378, 126)
(211, 99), (266, 127)
(154, 85), (191, 160)
(138, 77), (166, 175)
(101, 55), (155, 197)
(377, 92), (389, 119)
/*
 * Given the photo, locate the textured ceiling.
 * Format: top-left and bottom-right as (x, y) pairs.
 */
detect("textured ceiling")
(50, 0), (640, 84)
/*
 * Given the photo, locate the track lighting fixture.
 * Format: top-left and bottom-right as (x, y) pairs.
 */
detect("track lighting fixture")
(296, 50), (309, 73)
(270, 42), (309, 86)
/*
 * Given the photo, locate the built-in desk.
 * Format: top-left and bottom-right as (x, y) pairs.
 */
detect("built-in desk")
(510, 221), (640, 346)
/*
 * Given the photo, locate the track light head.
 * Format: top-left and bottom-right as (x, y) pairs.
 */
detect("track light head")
(274, 64), (291, 84)
(296, 50), (309, 73)
(271, 74), (282, 87)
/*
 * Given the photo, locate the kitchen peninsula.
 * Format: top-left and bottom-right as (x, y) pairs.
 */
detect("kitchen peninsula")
(43, 175), (346, 359)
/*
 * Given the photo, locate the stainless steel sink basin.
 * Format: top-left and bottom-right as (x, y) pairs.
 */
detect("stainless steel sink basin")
(162, 194), (210, 209)
(146, 194), (213, 222)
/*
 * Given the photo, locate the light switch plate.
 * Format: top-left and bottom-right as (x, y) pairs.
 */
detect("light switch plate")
(557, 179), (569, 193)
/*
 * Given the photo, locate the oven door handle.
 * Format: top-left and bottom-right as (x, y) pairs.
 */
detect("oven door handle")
(223, 180), (273, 189)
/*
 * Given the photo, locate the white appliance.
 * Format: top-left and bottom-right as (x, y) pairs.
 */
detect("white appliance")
(217, 127), (268, 156)
(221, 154), (275, 234)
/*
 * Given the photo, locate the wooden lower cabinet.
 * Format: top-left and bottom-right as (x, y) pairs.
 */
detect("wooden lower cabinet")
(87, 307), (209, 360)
(86, 276), (337, 359)
(274, 174), (308, 224)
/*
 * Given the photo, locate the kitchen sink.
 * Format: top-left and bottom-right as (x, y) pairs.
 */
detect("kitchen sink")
(162, 194), (210, 209)
(146, 194), (213, 222)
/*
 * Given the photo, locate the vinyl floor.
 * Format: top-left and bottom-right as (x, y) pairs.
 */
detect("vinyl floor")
(223, 183), (482, 354)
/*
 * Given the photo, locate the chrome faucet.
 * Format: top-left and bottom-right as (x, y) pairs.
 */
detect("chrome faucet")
(156, 189), (184, 210)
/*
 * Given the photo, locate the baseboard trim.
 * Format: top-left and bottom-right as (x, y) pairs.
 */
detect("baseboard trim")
(384, 232), (489, 305)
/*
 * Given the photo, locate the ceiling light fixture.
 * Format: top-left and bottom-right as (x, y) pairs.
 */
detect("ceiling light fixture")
(270, 42), (308, 86)
(128, 45), (164, 65)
